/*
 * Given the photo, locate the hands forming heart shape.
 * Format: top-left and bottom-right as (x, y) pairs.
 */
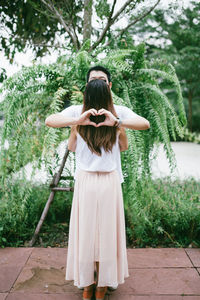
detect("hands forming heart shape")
(89, 114), (106, 124)
(79, 108), (117, 127)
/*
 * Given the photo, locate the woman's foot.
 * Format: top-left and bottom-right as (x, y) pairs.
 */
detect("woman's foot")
(95, 286), (108, 300)
(82, 283), (96, 300)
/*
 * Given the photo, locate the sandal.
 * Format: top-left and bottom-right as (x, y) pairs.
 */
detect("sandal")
(95, 286), (108, 300)
(82, 282), (96, 300)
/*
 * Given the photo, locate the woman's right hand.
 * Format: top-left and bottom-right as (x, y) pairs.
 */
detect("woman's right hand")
(77, 109), (98, 126)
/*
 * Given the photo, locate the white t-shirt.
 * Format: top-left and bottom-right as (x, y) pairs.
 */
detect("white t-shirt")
(59, 104), (138, 183)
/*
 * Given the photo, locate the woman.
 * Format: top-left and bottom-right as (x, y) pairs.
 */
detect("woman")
(65, 79), (130, 300)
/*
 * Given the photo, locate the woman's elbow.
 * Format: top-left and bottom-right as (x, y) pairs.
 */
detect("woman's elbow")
(120, 141), (129, 152)
(45, 117), (50, 126)
(124, 144), (129, 151)
(142, 119), (150, 130)
(145, 120), (150, 129)
(45, 115), (54, 127)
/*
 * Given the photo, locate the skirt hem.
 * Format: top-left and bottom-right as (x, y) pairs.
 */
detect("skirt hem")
(65, 274), (130, 288)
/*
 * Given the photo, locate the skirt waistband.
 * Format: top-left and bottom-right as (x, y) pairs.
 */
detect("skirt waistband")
(78, 169), (117, 176)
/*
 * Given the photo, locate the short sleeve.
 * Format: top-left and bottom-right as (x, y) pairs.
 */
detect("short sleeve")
(115, 105), (139, 120)
(59, 105), (82, 118)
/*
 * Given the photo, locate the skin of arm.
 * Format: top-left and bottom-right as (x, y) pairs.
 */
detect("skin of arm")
(118, 128), (128, 151)
(45, 114), (78, 128)
(45, 109), (98, 128)
(68, 126), (77, 152)
(120, 117), (150, 130)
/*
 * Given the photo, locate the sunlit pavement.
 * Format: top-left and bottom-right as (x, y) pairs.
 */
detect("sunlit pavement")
(0, 247), (200, 299)
(151, 142), (200, 181)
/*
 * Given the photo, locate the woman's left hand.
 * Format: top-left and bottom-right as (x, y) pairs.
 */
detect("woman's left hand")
(96, 109), (117, 127)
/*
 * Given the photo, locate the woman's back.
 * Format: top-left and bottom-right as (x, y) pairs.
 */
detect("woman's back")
(74, 131), (124, 182)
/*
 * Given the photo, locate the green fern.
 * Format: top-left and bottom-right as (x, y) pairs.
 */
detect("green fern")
(0, 46), (186, 213)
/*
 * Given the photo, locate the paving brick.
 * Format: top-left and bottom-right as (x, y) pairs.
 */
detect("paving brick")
(6, 293), (82, 300)
(0, 294), (8, 300)
(0, 248), (33, 292)
(0, 266), (22, 293)
(29, 247), (67, 270)
(115, 268), (200, 295)
(0, 247), (33, 266)
(127, 248), (192, 268)
(185, 249), (200, 267)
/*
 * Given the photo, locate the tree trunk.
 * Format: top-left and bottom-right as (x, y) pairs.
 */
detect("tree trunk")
(188, 89), (193, 131)
(83, 0), (93, 44)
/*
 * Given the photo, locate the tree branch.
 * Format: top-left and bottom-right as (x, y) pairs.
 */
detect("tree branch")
(111, 0), (137, 23)
(109, 0), (117, 21)
(89, 0), (136, 51)
(40, 0), (79, 50)
(105, 0), (161, 46)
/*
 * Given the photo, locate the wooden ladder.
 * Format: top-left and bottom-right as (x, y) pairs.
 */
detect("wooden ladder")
(29, 146), (74, 246)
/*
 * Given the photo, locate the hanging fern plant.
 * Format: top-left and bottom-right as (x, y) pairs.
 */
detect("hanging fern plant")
(0, 44), (186, 196)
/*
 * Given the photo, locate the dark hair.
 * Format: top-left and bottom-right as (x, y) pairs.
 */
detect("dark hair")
(86, 65), (111, 82)
(77, 79), (118, 155)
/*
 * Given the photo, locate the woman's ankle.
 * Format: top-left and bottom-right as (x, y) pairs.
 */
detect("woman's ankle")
(96, 286), (107, 290)
(84, 283), (95, 291)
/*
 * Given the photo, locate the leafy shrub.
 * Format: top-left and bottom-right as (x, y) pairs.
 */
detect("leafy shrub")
(0, 177), (199, 248)
(176, 127), (200, 144)
(124, 176), (200, 248)
(0, 179), (73, 247)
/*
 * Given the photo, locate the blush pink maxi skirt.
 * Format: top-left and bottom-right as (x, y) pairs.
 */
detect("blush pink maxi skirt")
(65, 169), (129, 288)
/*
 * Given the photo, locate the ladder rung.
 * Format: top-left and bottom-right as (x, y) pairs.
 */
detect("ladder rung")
(60, 176), (74, 180)
(51, 187), (74, 192)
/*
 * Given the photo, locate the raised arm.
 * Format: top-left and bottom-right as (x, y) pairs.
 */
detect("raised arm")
(45, 113), (78, 127)
(120, 116), (150, 130)
(45, 108), (98, 128)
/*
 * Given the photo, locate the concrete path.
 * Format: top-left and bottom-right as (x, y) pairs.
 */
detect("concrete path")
(0, 247), (200, 299)
(151, 142), (200, 180)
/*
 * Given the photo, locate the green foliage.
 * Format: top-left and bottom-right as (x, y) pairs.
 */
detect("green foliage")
(0, 177), (199, 248)
(95, 0), (110, 19)
(0, 0), (84, 60)
(176, 127), (200, 144)
(124, 176), (200, 248)
(0, 179), (73, 247)
(129, 1), (200, 132)
(0, 0), (160, 58)
(0, 63), (68, 179)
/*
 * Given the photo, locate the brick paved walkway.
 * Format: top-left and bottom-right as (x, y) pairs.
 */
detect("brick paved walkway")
(0, 247), (200, 299)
